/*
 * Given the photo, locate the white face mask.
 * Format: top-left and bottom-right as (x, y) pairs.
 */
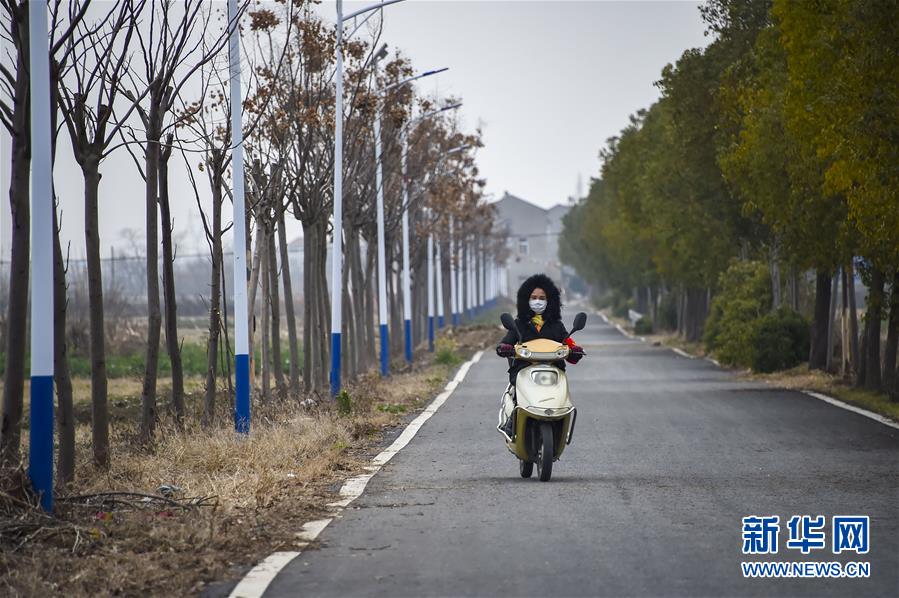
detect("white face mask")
(529, 299), (547, 314)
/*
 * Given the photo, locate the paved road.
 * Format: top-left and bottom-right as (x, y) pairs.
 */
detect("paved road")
(262, 314), (899, 597)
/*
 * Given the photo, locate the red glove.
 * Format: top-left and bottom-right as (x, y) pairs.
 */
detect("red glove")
(496, 343), (514, 358)
(565, 338), (585, 364)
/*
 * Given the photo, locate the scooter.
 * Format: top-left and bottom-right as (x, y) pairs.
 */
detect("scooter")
(496, 311), (587, 481)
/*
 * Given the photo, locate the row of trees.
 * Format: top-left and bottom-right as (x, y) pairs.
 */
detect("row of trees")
(560, 0), (898, 393)
(0, 0), (500, 482)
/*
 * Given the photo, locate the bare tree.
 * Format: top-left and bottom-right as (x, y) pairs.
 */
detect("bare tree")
(118, 0), (242, 441)
(56, 0), (145, 465)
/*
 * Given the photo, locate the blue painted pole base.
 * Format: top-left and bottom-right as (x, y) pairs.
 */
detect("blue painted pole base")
(330, 332), (342, 396)
(29, 375), (54, 512)
(438, 315), (444, 329)
(404, 319), (412, 364)
(379, 323), (389, 376)
(428, 316), (435, 352)
(452, 312), (460, 327)
(235, 353), (250, 434)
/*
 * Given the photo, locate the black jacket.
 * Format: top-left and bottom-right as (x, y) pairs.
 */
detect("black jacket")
(500, 273), (569, 382)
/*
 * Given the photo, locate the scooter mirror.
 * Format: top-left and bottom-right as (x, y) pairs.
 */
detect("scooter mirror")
(500, 312), (515, 331)
(571, 312), (587, 333)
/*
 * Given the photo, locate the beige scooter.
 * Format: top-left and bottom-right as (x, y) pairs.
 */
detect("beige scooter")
(497, 312), (587, 481)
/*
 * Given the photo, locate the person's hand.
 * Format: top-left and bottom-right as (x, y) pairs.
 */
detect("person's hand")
(566, 345), (585, 364)
(496, 343), (514, 358)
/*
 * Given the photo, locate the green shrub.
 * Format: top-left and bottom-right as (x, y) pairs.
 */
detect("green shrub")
(634, 317), (654, 335)
(704, 260), (772, 367)
(751, 308), (810, 373)
(335, 389), (353, 416)
(434, 337), (462, 366)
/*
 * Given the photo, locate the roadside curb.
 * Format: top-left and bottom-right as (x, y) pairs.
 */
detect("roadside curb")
(800, 390), (899, 431)
(227, 350), (485, 598)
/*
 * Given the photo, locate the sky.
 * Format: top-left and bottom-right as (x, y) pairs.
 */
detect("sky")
(1, 0), (711, 260)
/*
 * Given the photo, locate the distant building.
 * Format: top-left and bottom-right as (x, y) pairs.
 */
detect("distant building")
(493, 192), (570, 297)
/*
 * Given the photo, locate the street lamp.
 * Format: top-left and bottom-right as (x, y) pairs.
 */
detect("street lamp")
(331, 0), (407, 396)
(374, 65), (449, 376)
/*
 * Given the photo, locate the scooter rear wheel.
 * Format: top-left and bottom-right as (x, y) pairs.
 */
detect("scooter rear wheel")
(536, 421), (554, 482)
(519, 459), (533, 478)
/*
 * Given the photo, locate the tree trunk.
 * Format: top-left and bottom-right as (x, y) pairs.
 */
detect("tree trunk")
(302, 220), (315, 393)
(318, 219), (331, 388)
(847, 261), (860, 376)
(808, 270), (832, 371)
(861, 267), (885, 391)
(247, 215), (265, 391)
(158, 137), (183, 424)
(81, 162), (110, 465)
(1, 103), (30, 465)
(683, 287), (708, 343)
(52, 202), (75, 485)
(342, 229), (357, 382)
(267, 228), (284, 396)
(203, 166), (224, 427)
(770, 253), (781, 310)
(883, 270), (899, 396)
(840, 267), (849, 377)
(277, 210), (300, 396)
(788, 264), (800, 311)
(825, 267), (839, 372)
(140, 114), (162, 442)
(261, 230), (271, 401)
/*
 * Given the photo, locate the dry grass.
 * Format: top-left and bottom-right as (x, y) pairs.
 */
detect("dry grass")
(0, 325), (498, 597)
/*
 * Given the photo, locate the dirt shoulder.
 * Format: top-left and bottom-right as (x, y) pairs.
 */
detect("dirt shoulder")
(0, 324), (498, 597)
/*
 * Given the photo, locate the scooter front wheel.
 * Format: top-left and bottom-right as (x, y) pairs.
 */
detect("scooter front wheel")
(536, 421), (554, 482)
(519, 459), (533, 478)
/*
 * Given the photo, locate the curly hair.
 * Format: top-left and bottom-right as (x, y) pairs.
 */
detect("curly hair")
(515, 273), (562, 322)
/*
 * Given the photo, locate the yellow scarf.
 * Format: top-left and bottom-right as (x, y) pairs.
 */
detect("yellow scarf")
(531, 314), (544, 332)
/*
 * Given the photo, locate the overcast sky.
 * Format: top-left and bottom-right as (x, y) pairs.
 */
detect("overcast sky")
(1, 0), (710, 259)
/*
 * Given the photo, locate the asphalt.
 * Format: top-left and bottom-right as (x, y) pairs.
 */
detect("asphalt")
(257, 314), (898, 597)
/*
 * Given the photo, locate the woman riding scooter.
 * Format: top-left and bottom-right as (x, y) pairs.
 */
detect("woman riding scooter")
(496, 274), (584, 436)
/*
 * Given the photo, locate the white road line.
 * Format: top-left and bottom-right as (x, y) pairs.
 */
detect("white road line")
(671, 348), (694, 359)
(706, 357), (721, 367)
(228, 552), (304, 598)
(614, 323), (635, 339)
(802, 391), (899, 431)
(228, 350), (485, 598)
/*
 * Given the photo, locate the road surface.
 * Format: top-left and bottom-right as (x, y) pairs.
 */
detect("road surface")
(243, 314), (899, 596)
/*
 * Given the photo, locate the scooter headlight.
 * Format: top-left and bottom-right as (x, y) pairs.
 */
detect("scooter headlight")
(518, 347), (532, 358)
(530, 370), (559, 386)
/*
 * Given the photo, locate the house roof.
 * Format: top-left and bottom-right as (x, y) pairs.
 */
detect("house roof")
(493, 192), (570, 235)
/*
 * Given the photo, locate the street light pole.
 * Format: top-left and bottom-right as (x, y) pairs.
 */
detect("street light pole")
(331, 0), (407, 396)
(329, 0), (346, 395)
(449, 216), (458, 327)
(399, 104), (461, 362)
(427, 224), (435, 351)
(401, 140), (413, 364)
(229, 0), (250, 434)
(436, 238), (444, 329)
(28, 0), (54, 512)
(375, 65), (447, 375)
(374, 70), (389, 376)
